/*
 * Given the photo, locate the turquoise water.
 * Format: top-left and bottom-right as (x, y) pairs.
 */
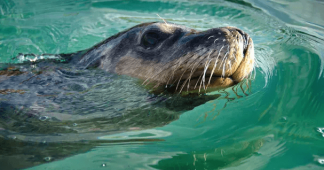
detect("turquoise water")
(1, 0), (324, 169)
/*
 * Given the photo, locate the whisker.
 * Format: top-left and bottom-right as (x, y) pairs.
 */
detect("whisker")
(143, 45), (194, 86)
(201, 51), (215, 90)
(222, 60), (226, 78)
(208, 36), (214, 40)
(179, 62), (201, 93)
(142, 64), (169, 86)
(194, 67), (204, 90)
(232, 40), (238, 62)
(175, 50), (208, 91)
(198, 68), (207, 93)
(185, 58), (203, 92)
(143, 50), (199, 87)
(207, 46), (225, 87)
(219, 46), (230, 78)
(228, 60), (232, 75)
(171, 48), (207, 85)
(156, 14), (169, 26)
(165, 53), (192, 85)
(198, 52), (211, 93)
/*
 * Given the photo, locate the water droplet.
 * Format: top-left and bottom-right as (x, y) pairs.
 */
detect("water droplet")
(317, 127), (324, 135)
(318, 159), (324, 164)
(253, 152), (262, 156)
(73, 123), (78, 126)
(42, 140), (46, 144)
(39, 116), (49, 121)
(12, 136), (17, 140)
(44, 157), (52, 162)
(101, 163), (106, 167)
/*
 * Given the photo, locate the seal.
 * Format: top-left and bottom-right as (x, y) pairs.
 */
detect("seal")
(0, 22), (255, 169)
(66, 22), (255, 94)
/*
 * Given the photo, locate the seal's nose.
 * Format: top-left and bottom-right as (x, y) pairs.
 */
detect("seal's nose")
(235, 28), (250, 50)
(228, 27), (250, 57)
(234, 28), (245, 37)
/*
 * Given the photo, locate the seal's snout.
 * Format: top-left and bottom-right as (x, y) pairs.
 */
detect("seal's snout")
(228, 27), (254, 83)
(174, 26), (255, 92)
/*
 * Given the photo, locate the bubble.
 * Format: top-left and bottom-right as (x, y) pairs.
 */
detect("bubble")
(316, 127), (324, 137)
(44, 157), (52, 162)
(253, 152), (262, 156)
(101, 163), (106, 167)
(39, 116), (49, 121)
(317, 127), (324, 133)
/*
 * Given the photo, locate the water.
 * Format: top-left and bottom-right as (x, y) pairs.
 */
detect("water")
(1, 0), (324, 169)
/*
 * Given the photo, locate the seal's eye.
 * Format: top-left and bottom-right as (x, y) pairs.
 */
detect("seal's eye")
(142, 32), (160, 48)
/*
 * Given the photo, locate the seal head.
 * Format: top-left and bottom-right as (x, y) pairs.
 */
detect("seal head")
(78, 22), (254, 94)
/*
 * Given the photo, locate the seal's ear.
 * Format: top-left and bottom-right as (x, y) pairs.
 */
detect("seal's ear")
(231, 37), (254, 82)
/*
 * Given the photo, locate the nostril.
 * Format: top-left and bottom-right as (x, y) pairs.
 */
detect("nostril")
(235, 29), (247, 43)
(234, 28), (249, 57)
(236, 29), (245, 37)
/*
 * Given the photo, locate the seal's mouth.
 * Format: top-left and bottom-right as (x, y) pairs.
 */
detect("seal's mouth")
(164, 28), (254, 93)
(165, 67), (236, 94)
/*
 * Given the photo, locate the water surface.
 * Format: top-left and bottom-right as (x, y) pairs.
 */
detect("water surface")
(1, 0), (324, 169)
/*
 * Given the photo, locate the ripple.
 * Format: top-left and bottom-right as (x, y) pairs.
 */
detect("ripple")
(1, 0), (324, 170)
(98, 129), (172, 141)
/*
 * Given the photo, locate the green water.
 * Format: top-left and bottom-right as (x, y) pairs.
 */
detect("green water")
(1, 0), (324, 169)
